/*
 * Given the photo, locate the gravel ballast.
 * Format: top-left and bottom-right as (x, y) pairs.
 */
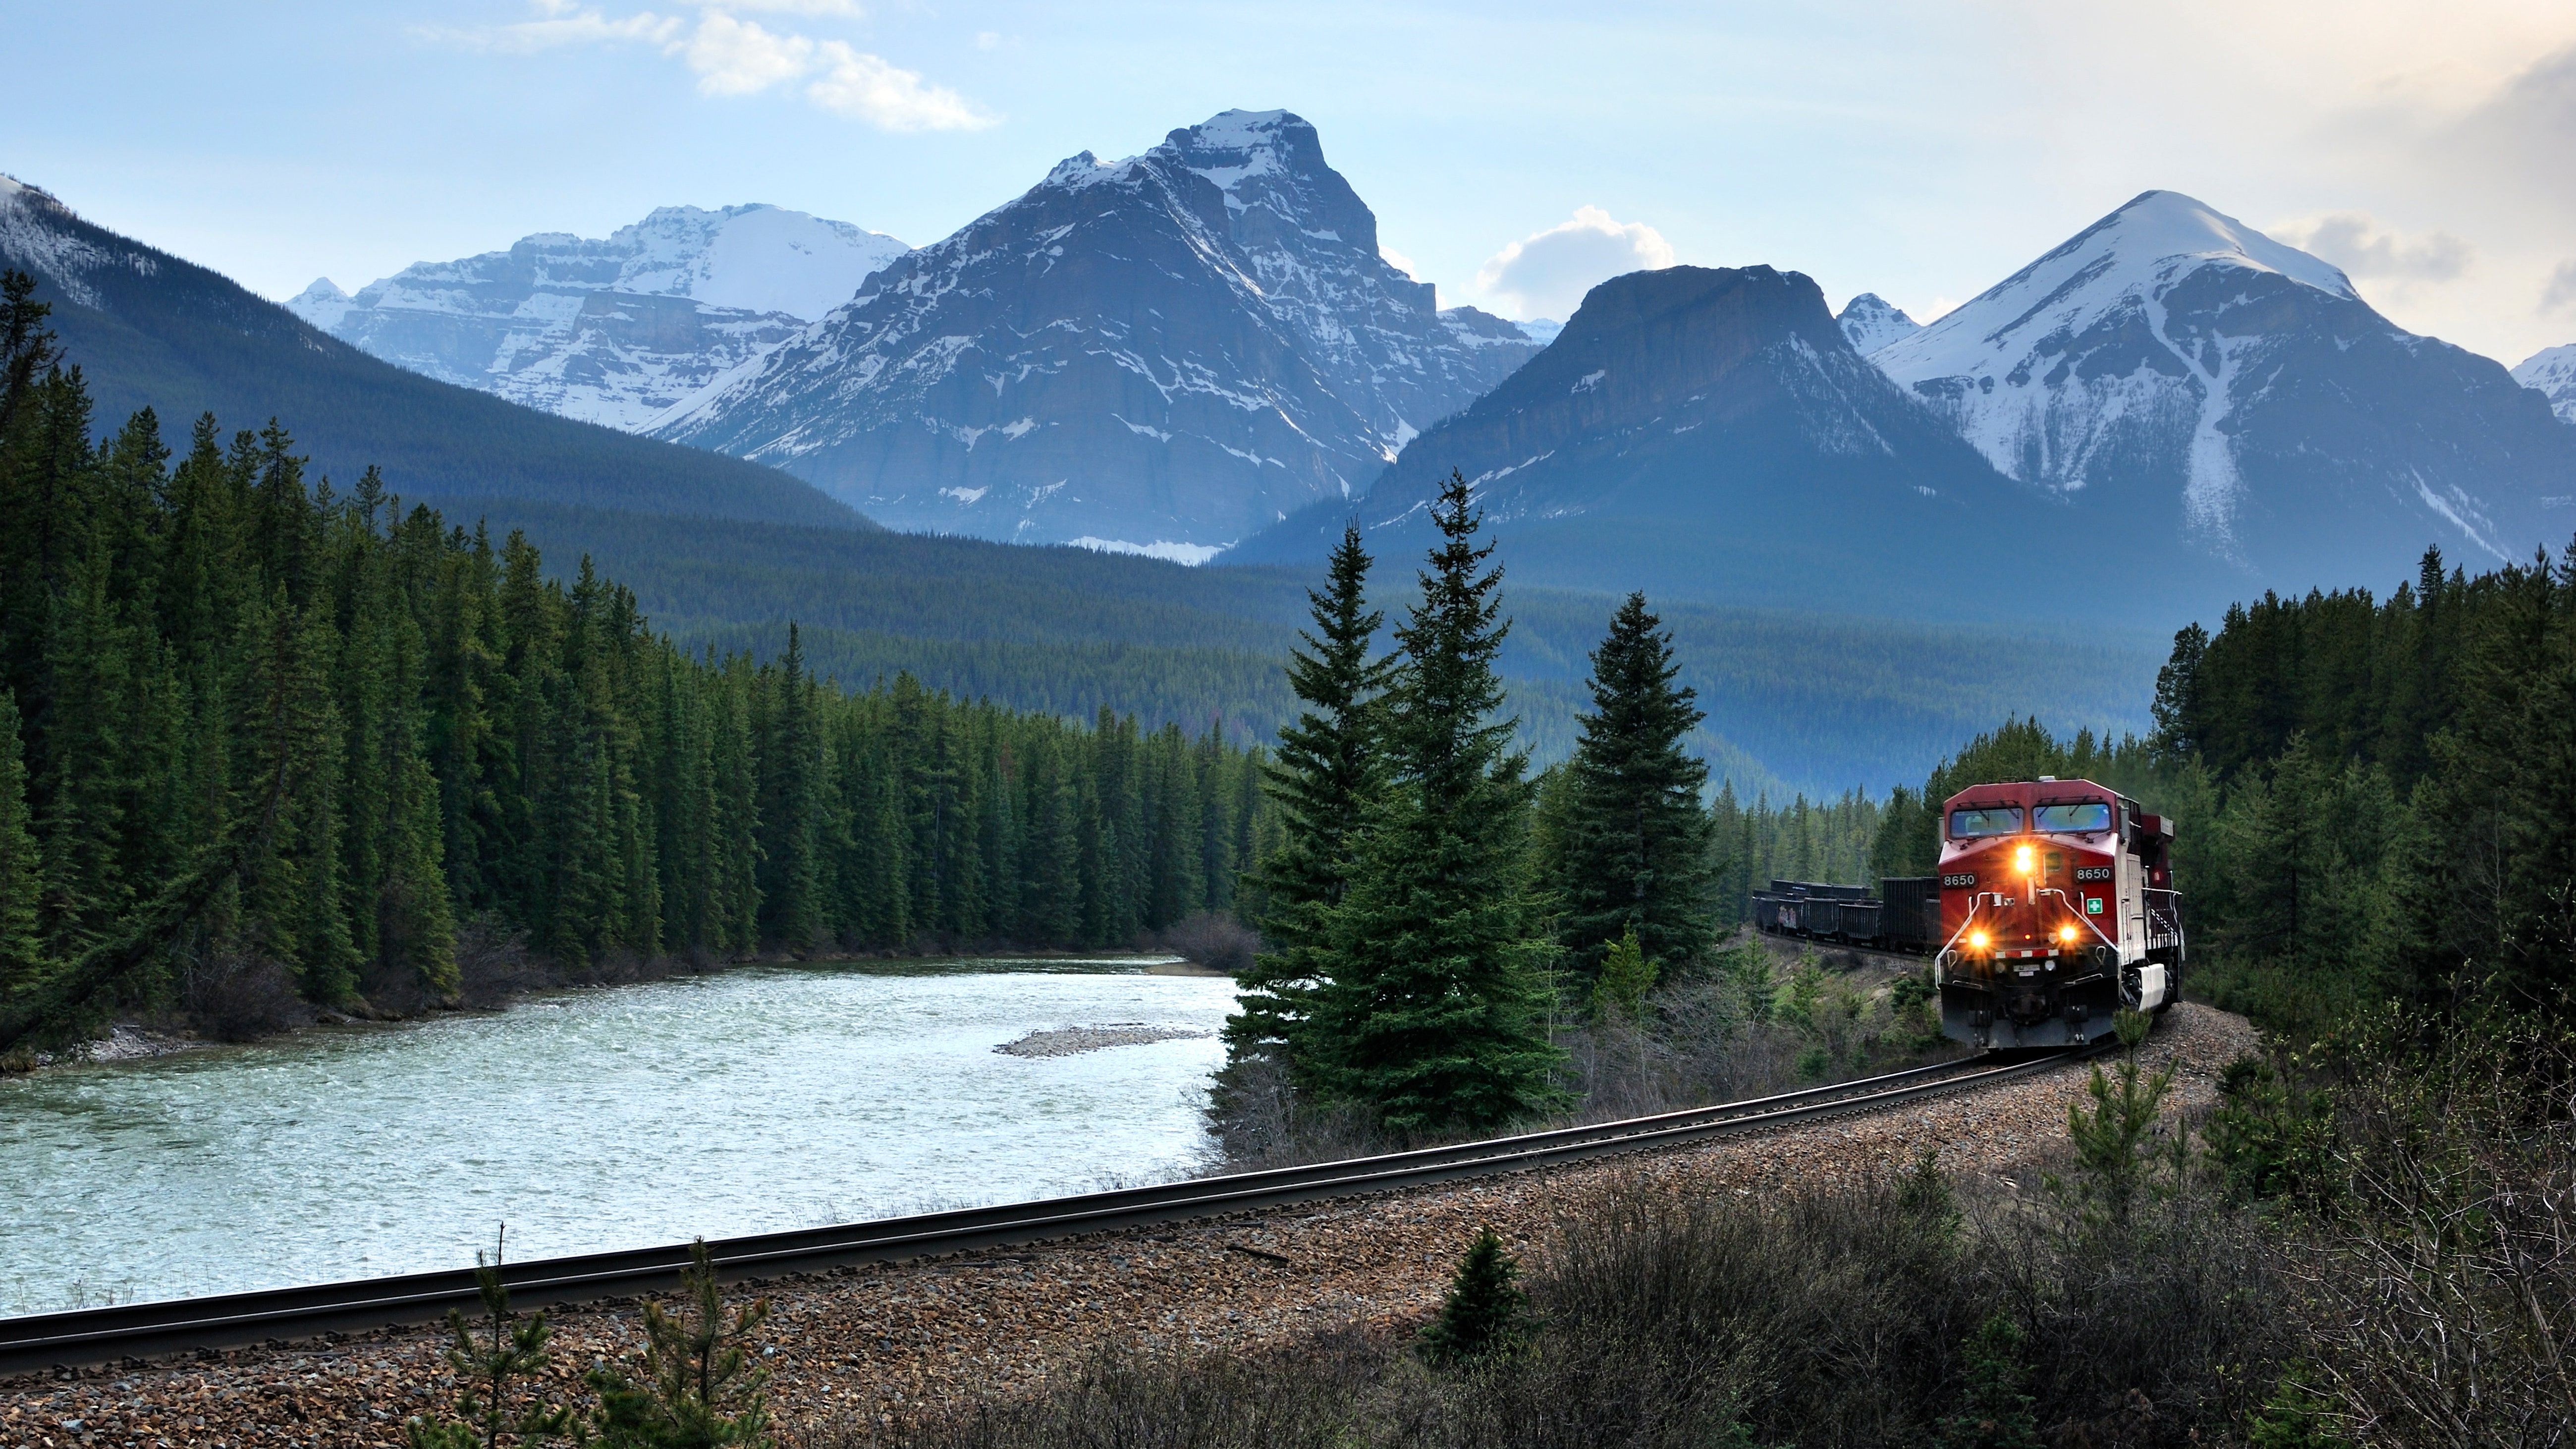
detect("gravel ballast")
(0, 1003), (2257, 1448)
(992, 1024), (1211, 1058)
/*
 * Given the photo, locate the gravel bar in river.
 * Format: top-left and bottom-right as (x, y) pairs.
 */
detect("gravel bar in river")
(0, 1003), (2258, 1449)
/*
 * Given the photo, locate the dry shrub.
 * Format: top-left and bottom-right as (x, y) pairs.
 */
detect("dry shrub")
(1151, 912), (1260, 974)
(451, 913), (544, 1008)
(804, 1334), (1385, 1449)
(806, 1156), (2288, 1449)
(180, 950), (313, 1042)
(1202, 1047), (1400, 1171)
(2290, 1011), (2576, 1447)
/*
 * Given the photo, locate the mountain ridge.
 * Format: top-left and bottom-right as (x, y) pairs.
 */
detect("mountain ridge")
(0, 173), (872, 530)
(1868, 189), (2576, 586)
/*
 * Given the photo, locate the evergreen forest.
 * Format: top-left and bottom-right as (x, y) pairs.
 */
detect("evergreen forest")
(0, 278), (1272, 1053)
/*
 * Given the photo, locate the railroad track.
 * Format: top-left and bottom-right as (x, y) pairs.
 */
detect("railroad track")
(1, 1048), (2087, 1376)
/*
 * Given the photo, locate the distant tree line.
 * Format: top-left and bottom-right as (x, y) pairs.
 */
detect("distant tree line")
(0, 276), (1272, 1051)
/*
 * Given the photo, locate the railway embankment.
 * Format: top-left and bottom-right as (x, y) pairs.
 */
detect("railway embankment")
(0, 1003), (2257, 1448)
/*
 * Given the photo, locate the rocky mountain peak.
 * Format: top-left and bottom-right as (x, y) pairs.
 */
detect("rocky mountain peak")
(654, 108), (1538, 551)
(1836, 292), (1919, 354)
(1870, 189), (2572, 592)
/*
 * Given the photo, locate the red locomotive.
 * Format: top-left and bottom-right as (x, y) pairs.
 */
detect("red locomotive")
(1934, 777), (2184, 1049)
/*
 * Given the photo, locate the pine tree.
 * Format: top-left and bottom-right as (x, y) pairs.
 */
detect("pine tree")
(1416, 1225), (1531, 1365)
(1231, 527), (1391, 1071)
(1592, 925), (1658, 1020)
(1555, 592), (1714, 981)
(1313, 473), (1562, 1131)
(1936, 1314), (2041, 1449)
(587, 1240), (772, 1448)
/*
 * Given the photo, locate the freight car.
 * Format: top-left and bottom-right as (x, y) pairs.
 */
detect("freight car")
(1931, 777), (2184, 1050)
(1749, 877), (1941, 953)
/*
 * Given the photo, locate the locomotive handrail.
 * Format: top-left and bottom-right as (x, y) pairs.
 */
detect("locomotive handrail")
(2032, 885), (2120, 956)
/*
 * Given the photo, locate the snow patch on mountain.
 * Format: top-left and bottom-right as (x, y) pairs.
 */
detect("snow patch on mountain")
(1836, 293), (1919, 354)
(2514, 343), (2576, 424)
(1067, 537), (1230, 565)
(285, 277), (353, 333)
(0, 177), (142, 311)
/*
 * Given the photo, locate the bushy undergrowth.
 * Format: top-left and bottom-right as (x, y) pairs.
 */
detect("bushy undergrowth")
(817, 1142), (2289, 1449)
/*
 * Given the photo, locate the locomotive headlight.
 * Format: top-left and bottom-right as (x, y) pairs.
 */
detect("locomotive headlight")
(1969, 930), (1990, 951)
(2015, 844), (2036, 874)
(2058, 925), (2078, 944)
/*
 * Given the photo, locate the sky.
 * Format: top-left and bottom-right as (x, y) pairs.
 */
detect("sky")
(7, 1), (2575, 367)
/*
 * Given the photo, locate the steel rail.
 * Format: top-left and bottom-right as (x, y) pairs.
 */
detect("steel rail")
(1, 1048), (2084, 1376)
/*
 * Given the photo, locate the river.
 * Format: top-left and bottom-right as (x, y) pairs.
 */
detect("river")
(0, 958), (1238, 1317)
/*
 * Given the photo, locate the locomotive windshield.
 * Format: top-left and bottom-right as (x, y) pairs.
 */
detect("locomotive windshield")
(1948, 805), (2023, 837)
(2033, 801), (2113, 833)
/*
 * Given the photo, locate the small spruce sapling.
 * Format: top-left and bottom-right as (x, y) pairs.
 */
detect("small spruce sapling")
(405, 1227), (577, 1449)
(1417, 1225), (1532, 1365)
(589, 1238), (774, 1448)
(1936, 1313), (2040, 1449)
(2065, 1007), (2177, 1222)
(1591, 926), (1659, 1020)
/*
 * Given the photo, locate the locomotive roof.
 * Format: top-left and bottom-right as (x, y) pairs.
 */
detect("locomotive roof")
(1939, 778), (2128, 811)
(1938, 778), (2173, 839)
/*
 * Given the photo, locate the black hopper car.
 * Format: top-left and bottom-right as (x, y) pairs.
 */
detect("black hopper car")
(1751, 877), (1943, 955)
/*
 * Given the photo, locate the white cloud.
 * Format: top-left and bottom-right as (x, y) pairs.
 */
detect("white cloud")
(975, 31), (1002, 51)
(807, 42), (996, 130)
(2275, 211), (2473, 281)
(420, 1), (992, 133)
(1475, 206), (1675, 320)
(2544, 261), (2576, 315)
(421, 5), (682, 54)
(682, 11), (815, 96)
(722, 0), (866, 14)
(1379, 245), (1420, 280)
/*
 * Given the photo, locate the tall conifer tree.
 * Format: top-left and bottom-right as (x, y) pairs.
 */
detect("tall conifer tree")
(1312, 475), (1561, 1131)
(1230, 527), (1391, 1070)
(1555, 592), (1714, 980)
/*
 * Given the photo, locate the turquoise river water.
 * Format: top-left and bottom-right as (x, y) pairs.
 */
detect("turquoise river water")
(0, 958), (1238, 1317)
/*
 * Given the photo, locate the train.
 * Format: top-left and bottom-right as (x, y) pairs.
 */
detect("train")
(1748, 775), (2185, 1050)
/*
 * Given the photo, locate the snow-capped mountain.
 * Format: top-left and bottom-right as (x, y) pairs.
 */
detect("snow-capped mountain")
(291, 205), (908, 432)
(1835, 293), (1918, 353)
(0, 173), (864, 528)
(2515, 344), (2576, 424)
(653, 110), (1541, 551)
(1229, 265), (2115, 621)
(1869, 190), (2576, 587)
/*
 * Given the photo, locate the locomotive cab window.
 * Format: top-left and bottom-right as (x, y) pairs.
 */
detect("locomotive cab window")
(1948, 805), (2023, 838)
(2032, 801), (2112, 833)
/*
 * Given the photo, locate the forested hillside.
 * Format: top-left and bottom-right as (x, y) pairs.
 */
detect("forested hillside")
(465, 500), (2155, 799)
(0, 280), (1268, 1051)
